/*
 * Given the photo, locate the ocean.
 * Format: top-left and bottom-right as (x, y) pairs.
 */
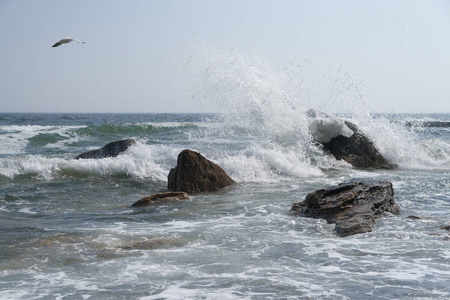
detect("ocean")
(0, 111), (449, 299)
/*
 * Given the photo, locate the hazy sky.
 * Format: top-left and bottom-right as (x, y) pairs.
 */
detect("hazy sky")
(1, 0), (449, 113)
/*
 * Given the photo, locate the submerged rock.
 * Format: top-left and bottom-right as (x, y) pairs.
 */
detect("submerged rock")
(291, 179), (400, 237)
(131, 191), (190, 207)
(75, 139), (136, 159)
(440, 225), (450, 231)
(120, 237), (187, 251)
(168, 149), (235, 194)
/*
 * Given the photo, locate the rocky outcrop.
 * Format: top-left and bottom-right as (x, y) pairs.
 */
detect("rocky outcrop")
(307, 109), (395, 169)
(291, 179), (400, 237)
(168, 149), (235, 194)
(131, 191), (190, 207)
(322, 121), (396, 169)
(75, 139), (136, 159)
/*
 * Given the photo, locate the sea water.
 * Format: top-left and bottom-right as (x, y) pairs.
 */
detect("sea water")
(1, 50), (450, 299)
(1, 111), (449, 299)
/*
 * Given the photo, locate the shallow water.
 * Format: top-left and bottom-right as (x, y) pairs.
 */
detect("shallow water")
(0, 112), (449, 299)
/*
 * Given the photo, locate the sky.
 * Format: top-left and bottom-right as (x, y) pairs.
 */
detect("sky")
(1, 0), (449, 113)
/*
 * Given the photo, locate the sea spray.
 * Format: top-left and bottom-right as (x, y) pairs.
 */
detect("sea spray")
(181, 45), (360, 175)
(182, 43), (450, 172)
(350, 114), (450, 169)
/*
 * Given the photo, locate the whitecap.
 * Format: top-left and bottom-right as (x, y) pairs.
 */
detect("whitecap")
(0, 125), (86, 155)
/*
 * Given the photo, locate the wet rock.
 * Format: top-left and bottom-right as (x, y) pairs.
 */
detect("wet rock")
(439, 225), (450, 231)
(131, 191), (190, 207)
(75, 139), (136, 159)
(168, 149), (235, 194)
(291, 179), (400, 237)
(307, 109), (395, 169)
(322, 121), (396, 169)
(120, 237), (186, 250)
(407, 215), (422, 220)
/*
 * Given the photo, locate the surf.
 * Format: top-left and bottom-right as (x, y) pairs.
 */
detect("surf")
(181, 43), (450, 172)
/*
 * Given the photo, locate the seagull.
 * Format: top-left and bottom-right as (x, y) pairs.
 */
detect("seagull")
(52, 37), (86, 47)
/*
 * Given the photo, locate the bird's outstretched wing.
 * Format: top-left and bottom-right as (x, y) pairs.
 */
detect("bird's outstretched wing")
(51, 37), (86, 47)
(73, 39), (87, 44)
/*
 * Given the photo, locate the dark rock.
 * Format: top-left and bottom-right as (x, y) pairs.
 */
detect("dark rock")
(168, 149), (235, 194)
(440, 225), (450, 231)
(75, 139), (136, 159)
(407, 215), (422, 220)
(131, 191), (190, 207)
(291, 179), (400, 237)
(322, 121), (396, 169)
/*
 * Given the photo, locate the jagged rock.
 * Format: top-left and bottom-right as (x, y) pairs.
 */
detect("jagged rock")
(75, 139), (136, 159)
(322, 121), (396, 169)
(291, 179), (400, 237)
(168, 149), (235, 194)
(131, 191), (190, 207)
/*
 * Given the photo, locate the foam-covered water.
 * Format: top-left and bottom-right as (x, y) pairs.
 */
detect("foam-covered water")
(1, 50), (450, 299)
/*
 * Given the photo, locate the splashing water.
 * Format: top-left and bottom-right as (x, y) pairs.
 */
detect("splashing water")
(181, 43), (450, 172)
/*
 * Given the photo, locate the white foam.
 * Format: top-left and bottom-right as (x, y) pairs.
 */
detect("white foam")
(354, 116), (450, 170)
(221, 143), (323, 182)
(0, 155), (61, 179)
(0, 143), (175, 181)
(307, 108), (353, 143)
(18, 207), (37, 215)
(0, 125), (86, 155)
(140, 283), (248, 300)
(0, 125), (41, 155)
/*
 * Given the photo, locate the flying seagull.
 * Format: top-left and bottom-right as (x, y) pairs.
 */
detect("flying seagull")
(52, 37), (86, 47)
